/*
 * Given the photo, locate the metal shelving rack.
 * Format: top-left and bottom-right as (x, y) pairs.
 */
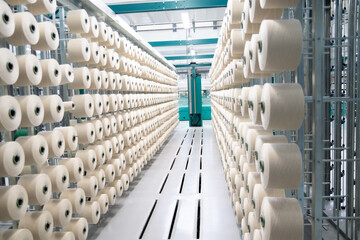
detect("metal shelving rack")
(302, 0), (360, 239)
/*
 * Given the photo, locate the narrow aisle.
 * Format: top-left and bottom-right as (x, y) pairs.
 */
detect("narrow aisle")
(89, 121), (240, 240)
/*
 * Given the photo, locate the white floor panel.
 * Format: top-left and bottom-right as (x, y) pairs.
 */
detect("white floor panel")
(89, 121), (241, 240)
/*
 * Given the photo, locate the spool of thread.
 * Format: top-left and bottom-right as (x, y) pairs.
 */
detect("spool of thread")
(16, 135), (48, 165)
(14, 54), (41, 86)
(60, 188), (86, 214)
(87, 145), (106, 166)
(260, 83), (304, 130)
(0, 141), (25, 177)
(0, 1), (15, 38)
(89, 69), (101, 90)
(235, 174), (243, 196)
(109, 136), (119, 154)
(67, 38), (90, 63)
(258, 19), (302, 72)
(109, 179), (123, 197)
(6, 12), (39, 46)
(99, 46), (107, 67)
(0, 229), (33, 240)
(66, 9), (90, 34)
(260, 0), (299, 8)
(235, 201), (243, 224)
(247, 172), (261, 200)
(69, 67), (91, 89)
(91, 94), (103, 116)
(74, 122), (95, 144)
(100, 187), (116, 205)
(247, 85), (263, 124)
(109, 116), (118, 135)
(101, 93), (110, 113)
(243, 198), (253, 223)
(0, 185), (28, 221)
(240, 87), (250, 117)
(64, 101), (75, 112)
(37, 60), (61, 88)
(241, 125), (264, 152)
(124, 148), (133, 165)
(60, 64), (74, 85)
(100, 164), (115, 183)
(91, 120), (104, 140)
(18, 174), (52, 205)
(109, 93), (118, 112)
(79, 201), (100, 224)
(115, 74), (122, 91)
(27, 0), (57, 15)
(0, 51), (18, 89)
(242, 0), (261, 33)
(249, 0), (282, 23)
(88, 168), (105, 190)
(243, 41), (263, 79)
(124, 131), (132, 147)
(245, 129), (272, 162)
(16, 95), (44, 127)
(40, 95), (64, 123)
(260, 143), (302, 189)
(93, 193), (109, 214)
(70, 94), (94, 118)
(101, 117), (111, 137)
(41, 165), (69, 192)
(19, 211), (53, 240)
(75, 149), (97, 171)
(248, 212), (261, 239)
(63, 218), (88, 240)
(77, 176), (98, 197)
(230, 30), (244, 58)
(121, 174), (130, 191)
(59, 158), (84, 182)
(50, 232), (75, 240)
(88, 42), (100, 65)
(250, 35), (270, 78)
(239, 187), (249, 209)
(241, 218), (249, 236)
(228, 0), (243, 25)
(242, 162), (256, 187)
(93, 22), (107, 43)
(81, 16), (99, 39)
(43, 199), (72, 227)
(252, 184), (285, 221)
(254, 135), (287, 172)
(253, 229), (262, 240)
(260, 197), (303, 240)
(54, 126), (78, 151)
(32, 21), (59, 51)
(105, 51), (115, 70)
(101, 140), (113, 160)
(0, 95), (21, 131)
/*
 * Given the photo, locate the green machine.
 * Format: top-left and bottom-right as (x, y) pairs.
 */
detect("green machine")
(187, 63), (203, 127)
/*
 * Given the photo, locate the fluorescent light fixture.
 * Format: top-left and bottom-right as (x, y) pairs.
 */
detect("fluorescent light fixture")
(190, 49), (196, 56)
(181, 12), (191, 29)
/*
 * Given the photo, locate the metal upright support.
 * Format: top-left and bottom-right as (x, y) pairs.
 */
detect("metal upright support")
(311, 0), (325, 239)
(355, 1), (360, 239)
(188, 63), (202, 127)
(346, 0), (356, 238)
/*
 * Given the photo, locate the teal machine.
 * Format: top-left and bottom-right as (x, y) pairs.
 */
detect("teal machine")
(187, 63), (203, 127)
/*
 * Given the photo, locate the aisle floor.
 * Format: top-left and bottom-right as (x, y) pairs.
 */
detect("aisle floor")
(88, 121), (241, 240)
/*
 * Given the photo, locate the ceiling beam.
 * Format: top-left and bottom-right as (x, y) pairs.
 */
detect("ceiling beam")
(175, 63), (212, 68)
(108, 0), (228, 14)
(149, 38), (218, 47)
(165, 54), (214, 60)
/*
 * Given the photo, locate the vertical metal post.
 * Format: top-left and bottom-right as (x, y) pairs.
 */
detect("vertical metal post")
(312, 1), (325, 239)
(346, 0), (356, 238)
(333, 0), (343, 213)
(355, 1), (360, 239)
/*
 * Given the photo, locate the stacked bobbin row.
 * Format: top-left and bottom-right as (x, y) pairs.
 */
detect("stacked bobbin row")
(210, 1), (305, 240)
(0, 1), (179, 240)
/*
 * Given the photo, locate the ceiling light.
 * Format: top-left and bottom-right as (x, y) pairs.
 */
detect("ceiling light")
(181, 12), (191, 29)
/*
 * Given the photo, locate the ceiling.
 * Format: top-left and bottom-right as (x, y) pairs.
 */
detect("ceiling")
(103, 0), (227, 73)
